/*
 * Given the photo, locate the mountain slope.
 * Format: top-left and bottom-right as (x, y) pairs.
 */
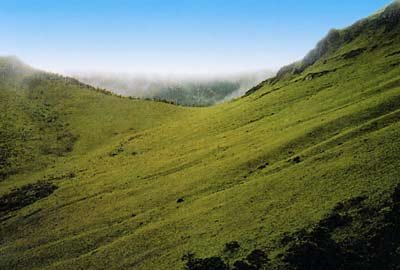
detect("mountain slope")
(0, 61), (189, 179)
(1, 2), (400, 270)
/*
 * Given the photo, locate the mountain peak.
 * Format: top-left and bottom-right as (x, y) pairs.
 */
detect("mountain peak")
(271, 1), (400, 82)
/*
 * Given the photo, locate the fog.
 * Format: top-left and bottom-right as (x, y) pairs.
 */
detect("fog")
(70, 69), (275, 105)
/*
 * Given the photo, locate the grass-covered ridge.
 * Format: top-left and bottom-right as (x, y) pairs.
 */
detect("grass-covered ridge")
(1, 2), (400, 270)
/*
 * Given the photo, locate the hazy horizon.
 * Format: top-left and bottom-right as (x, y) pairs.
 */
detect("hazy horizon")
(71, 68), (275, 105)
(0, 0), (392, 76)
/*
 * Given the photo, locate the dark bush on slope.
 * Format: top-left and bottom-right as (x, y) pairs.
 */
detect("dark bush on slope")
(281, 185), (400, 270)
(233, 250), (270, 270)
(182, 248), (270, 270)
(182, 253), (229, 270)
(181, 185), (400, 270)
(0, 181), (57, 216)
(224, 241), (241, 254)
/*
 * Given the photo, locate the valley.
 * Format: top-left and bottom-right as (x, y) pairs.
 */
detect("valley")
(1, 2), (400, 270)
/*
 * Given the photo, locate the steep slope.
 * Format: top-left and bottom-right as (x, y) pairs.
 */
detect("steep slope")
(1, 2), (400, 270)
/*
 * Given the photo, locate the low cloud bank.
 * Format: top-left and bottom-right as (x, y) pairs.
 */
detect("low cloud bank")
(71, 70), (275, 106)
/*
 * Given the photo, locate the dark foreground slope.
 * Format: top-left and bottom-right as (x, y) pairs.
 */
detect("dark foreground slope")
(1, 2), (400, 270)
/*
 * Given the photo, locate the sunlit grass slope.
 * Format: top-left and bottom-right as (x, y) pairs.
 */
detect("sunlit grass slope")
(0, 57), (188, 179)
(1, 2), (400, 270)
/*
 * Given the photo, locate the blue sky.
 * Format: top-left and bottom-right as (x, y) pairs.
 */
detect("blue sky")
(0, 0), (392, 75)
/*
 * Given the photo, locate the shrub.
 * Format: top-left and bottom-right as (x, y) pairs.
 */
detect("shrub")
(0, 181), (57, 216)
(282, 185), (400, 270)
(232, 260), (256, 270)
(182, 253), (229, 270)
(246, 249), (269, 269)
(177, 198), (185, 203)
(224, 241), (240, 254)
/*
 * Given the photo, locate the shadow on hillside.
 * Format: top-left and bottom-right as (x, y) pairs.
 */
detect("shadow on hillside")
(181, 184), (400, 270)
(0, 181), (57, 217)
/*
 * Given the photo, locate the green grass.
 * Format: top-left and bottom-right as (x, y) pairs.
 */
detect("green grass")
(1, 3), (400, 270)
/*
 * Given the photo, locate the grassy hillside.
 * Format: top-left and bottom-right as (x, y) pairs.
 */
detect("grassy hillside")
(0, 59), (188, 179)
(1, 2), (400, 270)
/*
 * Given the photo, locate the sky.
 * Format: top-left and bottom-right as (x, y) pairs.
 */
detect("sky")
(0, 0), (393, 75)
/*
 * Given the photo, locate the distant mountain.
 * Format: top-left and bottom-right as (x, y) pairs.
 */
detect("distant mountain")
(73, 70), (274, 106)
